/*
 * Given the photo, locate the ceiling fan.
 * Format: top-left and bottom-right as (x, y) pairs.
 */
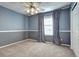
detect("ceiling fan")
(23, 2), (44, 15)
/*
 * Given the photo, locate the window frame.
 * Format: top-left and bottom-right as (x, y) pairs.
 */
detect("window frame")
(44, 14), (53, 36)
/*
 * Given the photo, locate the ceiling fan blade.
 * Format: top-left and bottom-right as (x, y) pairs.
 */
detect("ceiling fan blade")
(24, 2), (31, 5)
(40, 8), (45, 11)
(23, 5), (30, 8)
(23, 2), (32, 7)
(33, 2), (41, 8)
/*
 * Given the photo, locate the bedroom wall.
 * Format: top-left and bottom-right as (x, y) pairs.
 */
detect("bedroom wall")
(0, 6), (28, 46)
(44, 8), (70, 43)
(24, 16), (29, 39)
(59, 8), (70, 45)
(28, 14), (53, 41)
(71, 2), (79, 56)
(28, 15), (38, 40)
(28, 8), (70, 43)
(28, 12), (54, 42)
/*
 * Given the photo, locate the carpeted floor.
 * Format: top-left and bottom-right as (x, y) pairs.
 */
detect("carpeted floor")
(0, 39), (75, 57)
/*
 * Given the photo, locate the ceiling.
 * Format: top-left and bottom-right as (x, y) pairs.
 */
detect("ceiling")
(0, 2), (71, 15)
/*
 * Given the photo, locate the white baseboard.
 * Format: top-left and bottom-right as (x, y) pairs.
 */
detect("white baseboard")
(0, 39), (26, 49)
(61, 44), (70, 47)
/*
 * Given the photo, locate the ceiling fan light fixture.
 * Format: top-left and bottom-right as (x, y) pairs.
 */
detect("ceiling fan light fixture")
(30, 12), (35, 15)
(37, 8), (40, 11)
(35, 10), (38, 13)
(26, 9), (30, 13)
(31, 7), (35, 13)
(23, 2), (44, 15)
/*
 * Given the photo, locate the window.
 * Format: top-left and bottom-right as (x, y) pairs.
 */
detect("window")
(44, 14), (53, 35)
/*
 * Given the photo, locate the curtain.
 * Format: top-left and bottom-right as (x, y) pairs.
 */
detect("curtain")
(52, 10), (61, 45)
(38, 13), (45, 42)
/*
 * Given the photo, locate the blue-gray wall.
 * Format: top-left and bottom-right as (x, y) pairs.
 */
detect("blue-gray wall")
(59, 8), (70, 30)
(28, 15), (38, 39)
(0, 5), (70, 46)
(59, 8), (70, 45)
(28, 8), (70, 44)
(0, 6), (28, 46)
(24, 16), (29, 39)
(29, 15), (38, 30)
(0, 32), (25, 46)
(43, 9), (70, 43)
(28, 13), (53, 42)
(0, 6), (25, 30)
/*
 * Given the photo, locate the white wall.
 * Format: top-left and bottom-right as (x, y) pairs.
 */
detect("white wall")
(71, 2), (79, 56)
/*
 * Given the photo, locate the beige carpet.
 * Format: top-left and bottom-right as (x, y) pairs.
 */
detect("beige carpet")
(0, 39), (75, 57)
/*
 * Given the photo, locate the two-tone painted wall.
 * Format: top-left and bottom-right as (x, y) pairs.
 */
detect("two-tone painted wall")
(0, 4), (71, 47)
(28, 15), (38, 40)
(28, 8), (70, 45)
(59, 8), (70, 45)
(0, 6), (28, 46)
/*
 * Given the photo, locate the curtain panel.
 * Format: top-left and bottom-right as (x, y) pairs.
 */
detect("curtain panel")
(38, 13), (45, 42)
(52, 10), (61, 45)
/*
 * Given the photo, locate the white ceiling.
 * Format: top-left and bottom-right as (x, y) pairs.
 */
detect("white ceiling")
(0, 2), (71, 15)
